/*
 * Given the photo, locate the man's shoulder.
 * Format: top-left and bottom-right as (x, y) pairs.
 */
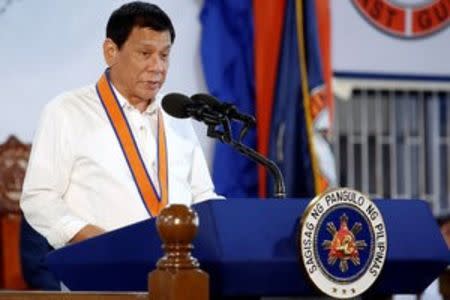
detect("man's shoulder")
(44, 85), (98, 114)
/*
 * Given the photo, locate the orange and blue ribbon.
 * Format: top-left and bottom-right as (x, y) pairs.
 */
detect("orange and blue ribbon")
(96, 70), (168, 217)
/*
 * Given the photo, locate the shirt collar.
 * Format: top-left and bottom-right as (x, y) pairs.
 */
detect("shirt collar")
(110, 83), (161, 115)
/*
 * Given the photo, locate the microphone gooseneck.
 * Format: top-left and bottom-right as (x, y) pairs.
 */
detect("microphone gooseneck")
(227, 140), (286, 199)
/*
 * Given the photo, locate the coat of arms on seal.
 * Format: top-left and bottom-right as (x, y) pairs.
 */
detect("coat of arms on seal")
(298, 188), (387, 299)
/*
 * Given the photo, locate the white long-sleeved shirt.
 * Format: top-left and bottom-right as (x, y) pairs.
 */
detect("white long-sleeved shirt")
(21, 84), (220, 249)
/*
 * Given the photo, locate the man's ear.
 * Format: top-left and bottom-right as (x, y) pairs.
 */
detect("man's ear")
(103, 38), (119, 67)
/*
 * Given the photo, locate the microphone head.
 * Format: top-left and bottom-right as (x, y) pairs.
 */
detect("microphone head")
(191, 93), (221, 108)
(162, 93), (192, 118)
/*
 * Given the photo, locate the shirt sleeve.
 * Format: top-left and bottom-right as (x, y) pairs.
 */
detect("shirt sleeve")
(187, 123), (225, 204)
(20, 98), (88, 249)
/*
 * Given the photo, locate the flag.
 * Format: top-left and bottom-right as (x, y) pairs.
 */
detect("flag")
(267, 0), (336, 197)
(199, 0), (258, 197)
(253, 0), (286, 197)
(200, 0), (335, 198)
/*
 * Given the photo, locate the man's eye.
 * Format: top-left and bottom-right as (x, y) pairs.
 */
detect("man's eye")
(141, 51), (150, 57)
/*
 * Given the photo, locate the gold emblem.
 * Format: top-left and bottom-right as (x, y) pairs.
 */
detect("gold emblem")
(322, 214), (367, 273)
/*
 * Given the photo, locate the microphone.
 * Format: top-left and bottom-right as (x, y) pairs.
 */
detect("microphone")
(190, 93), (256, 126)
(163, 93), (286, 198)
(161, 93), (224, 125)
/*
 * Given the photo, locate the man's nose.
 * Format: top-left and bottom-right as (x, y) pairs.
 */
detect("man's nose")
(147, 54), (165, 72)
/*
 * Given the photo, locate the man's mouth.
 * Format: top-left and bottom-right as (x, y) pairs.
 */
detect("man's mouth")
(142, 81), (160, 90)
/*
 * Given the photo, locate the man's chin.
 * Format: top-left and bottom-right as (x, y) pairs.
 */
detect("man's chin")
(139, 91), (159, 102)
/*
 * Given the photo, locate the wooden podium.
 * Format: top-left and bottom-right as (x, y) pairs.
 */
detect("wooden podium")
(0, 291), (147, 300)
(0, 205), (207, 300)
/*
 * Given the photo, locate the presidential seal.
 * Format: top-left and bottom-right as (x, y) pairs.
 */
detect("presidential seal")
(299, 188), (387, 299)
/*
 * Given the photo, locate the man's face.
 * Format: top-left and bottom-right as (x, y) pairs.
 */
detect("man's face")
(106, 26), (171, 103)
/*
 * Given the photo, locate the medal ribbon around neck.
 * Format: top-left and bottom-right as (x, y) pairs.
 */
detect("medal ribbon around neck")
(96, 69), (168, 217)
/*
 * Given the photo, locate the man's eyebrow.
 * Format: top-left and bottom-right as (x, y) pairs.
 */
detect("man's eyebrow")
(161, 45), (172, 51)
(136, 45), (172, 54)
(139, 40), (172, 47)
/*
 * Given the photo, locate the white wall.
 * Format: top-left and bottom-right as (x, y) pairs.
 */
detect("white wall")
(0, 0), (214, 161)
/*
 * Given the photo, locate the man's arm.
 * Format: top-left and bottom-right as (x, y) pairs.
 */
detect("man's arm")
(70, 224), (105, 244)
(21, 98), (104, 248)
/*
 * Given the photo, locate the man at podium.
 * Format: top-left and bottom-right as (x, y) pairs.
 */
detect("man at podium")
(19, 1), (220, 288)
